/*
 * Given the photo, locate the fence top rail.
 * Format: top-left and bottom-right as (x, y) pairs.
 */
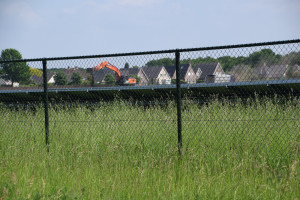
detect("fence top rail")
(1, 79), (300, 94)
(0, 39), (299, 63)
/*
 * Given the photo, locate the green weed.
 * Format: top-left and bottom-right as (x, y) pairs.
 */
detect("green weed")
(0, 97), (299, 199)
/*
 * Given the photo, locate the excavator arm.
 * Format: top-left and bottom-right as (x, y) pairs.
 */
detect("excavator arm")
(93, 61), (136, 85)
(93, 61), (122, 81)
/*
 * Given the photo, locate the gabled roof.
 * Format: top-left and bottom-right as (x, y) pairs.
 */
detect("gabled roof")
(119, 68), (140, 76)
(230, 64), (251, 72)
(0, 77), (19, 87)
(142, 66), (165, 79)
(30, 72), (55, 84)
(193, 63), (220, 80)
(0, 78), (10, 85)
(64, 67), (89, 82)
(92, 68), (115, 83)
(30, 75), (43, 84)
(291, 64), (300, 72)
(194, 67), (202, 75)
(164, 66), (176, 78)
(165, 64), (191, 79)
(255, 64), (287, 79)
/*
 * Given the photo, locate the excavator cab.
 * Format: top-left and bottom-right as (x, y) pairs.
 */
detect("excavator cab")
(119, 76), (136, 86)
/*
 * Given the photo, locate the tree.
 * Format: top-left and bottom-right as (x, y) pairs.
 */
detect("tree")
(146, 58), (174, 67)
(29, 67), (43, 77)
(54, 71), (68, 85)
(216, 56), (247, 72)
(71, 72), (82, 85)
(0, 48), (31, 86)
(281, 51), (300, 65)
(86, 74), (93, 85)
(217, 56), (237, 72)
(246, 49), (281, 67)
(191, 56), (217, 65)
(104, 73), (116, 85)
(0, 68), (4, 75)
(124, 63), (130, 69)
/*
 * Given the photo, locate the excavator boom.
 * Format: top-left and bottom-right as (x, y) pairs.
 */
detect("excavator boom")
(93, 61), (136, 85)
(94, 61), (122, 81)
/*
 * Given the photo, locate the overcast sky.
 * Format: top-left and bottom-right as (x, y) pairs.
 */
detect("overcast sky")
(0, 0), (299, 59)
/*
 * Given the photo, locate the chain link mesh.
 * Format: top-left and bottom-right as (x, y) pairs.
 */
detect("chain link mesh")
(0, 42), (299, 156)
(1, 40), (299, 198)
(180, 43), (300, 160)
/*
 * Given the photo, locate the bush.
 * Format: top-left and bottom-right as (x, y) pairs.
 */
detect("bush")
(71, 72), (82, 85)
(104, 74), (116, 85)
(54, 71), (68, 85)
(171, 79), (187, 84)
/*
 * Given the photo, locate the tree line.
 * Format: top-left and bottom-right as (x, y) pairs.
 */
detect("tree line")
(1, 48), (300, 86)
(0, 49), (91, 86)
(145, 49), (300, 72)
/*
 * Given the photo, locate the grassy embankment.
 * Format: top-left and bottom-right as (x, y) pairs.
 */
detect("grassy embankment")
(0, 97), (299, 199)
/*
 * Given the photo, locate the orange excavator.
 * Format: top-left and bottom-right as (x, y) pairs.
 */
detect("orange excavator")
(93, 61), (136, 86)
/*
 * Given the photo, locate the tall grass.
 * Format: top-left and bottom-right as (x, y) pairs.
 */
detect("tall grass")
(0, 97), (299, 199)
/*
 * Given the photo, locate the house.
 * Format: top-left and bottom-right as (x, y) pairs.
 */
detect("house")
(194, 67), (202, 81)
(165, 64), (197, 84)
(291, 64), (300, 72)
(230, 65), (257, 82)
(119, 68), (149, 86)
(64, 67), (89, 83)
(255, 64), (288, 80)
(142, 66), (171, 85)
(91, 68), (115, 84)
(30, 72), (56, 85)
(0, 77), (19, 87)
(285, 64), (300, 79)
(87, 67), (148, 85)
(193, 62), (230, 83)
(291, 64), (300, 78)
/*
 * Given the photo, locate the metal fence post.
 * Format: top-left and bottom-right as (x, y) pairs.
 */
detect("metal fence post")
(42, 59), (49, 152)
(175, 50), (182, 155)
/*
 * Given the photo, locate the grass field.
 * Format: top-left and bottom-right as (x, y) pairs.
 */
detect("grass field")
(0, 97), (299, 199)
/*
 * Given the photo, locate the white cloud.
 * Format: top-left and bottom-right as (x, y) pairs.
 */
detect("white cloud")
(2, 2), (43, 26)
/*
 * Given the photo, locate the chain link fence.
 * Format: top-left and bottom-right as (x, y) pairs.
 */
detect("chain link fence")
(0, 40), (299, 157)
